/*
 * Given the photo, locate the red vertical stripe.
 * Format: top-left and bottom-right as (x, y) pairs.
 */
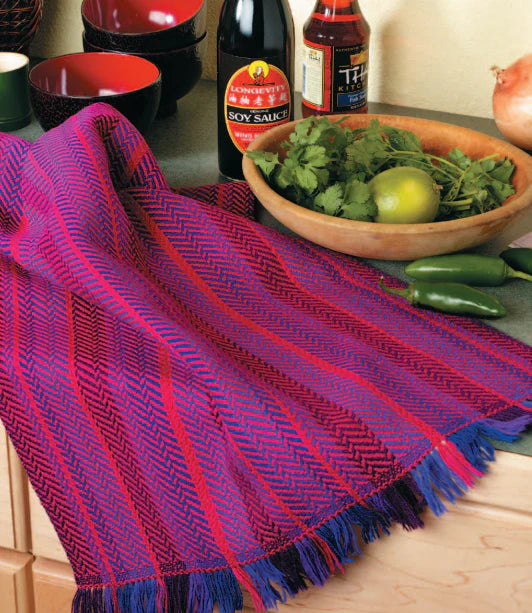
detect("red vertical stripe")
(74, 124), (122, 257)
(10, 261), (117, 587)
(65, 292), (173, 580)
(157, 346), (264, 610)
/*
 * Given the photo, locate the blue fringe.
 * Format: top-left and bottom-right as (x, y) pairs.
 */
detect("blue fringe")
(411, 447), (467, 516)
(366, 476), (424, 530)
(316, 507), (359, 561)
(72, 409), (531, 613)
(188, 569), (242, 613)
(243, 558), (285, 609)
(413, 411), (532, 516)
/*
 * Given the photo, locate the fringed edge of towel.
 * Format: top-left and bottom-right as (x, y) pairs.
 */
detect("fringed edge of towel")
(72, 402), (532, 613)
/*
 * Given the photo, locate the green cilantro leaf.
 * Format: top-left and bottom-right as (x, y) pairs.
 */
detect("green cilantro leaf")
(481, 159), (496, 172)
(314, 168), (330, 190)
(344, 177), (372, 206)
(289, 117), (316, 146)
(340, 200), (377, 222)
(246, 150), (279, 179)
(386, 128), (423, 152)
(488, 179), (515, 204)
(448, 148), (471, 169)
(341, 178), (377, 221)
(314, 183), (344, 215)
(301, 145), (329, 168)
(295, 166), (319, 194)
(489, 158), (515, 183)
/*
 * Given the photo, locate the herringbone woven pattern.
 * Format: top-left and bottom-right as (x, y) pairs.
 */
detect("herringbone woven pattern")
(0, 104), (530, 613)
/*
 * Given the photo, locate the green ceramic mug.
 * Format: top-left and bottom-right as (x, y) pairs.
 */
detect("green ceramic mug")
(0, 52), (32, 131)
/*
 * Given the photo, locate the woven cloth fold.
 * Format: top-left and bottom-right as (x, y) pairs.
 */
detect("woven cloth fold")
(0, 104), (530, 613)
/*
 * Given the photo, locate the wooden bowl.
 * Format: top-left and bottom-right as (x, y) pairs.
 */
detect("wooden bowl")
(242, 114), (532, 260)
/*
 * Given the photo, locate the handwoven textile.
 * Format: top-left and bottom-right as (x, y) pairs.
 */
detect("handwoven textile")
(0, 104), (531, 613)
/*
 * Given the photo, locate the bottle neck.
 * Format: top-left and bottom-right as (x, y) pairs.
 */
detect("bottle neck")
(313, 0), (362, 18)
(219, 0), (294, 56)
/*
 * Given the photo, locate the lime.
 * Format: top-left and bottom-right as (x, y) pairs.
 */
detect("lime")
(369, 167), (440, 224)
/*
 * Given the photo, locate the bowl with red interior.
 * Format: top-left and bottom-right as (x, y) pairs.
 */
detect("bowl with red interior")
(81, 0), (206, 53)
(29, 52), (161, 132)
(82, 32), (206, 118)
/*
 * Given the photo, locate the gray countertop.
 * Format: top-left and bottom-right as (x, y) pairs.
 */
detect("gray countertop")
(9, 80), (532, 455)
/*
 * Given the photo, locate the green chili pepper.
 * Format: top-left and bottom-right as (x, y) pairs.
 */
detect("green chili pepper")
(405, 253), (532, 286)
(379, 278), (506, 318)
(500, 248), (532, 276)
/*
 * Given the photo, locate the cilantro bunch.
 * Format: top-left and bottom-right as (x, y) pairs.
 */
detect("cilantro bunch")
(247, 117), (516, 223)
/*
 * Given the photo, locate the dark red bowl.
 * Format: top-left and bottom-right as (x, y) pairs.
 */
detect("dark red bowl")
(29, 52), (161, 132)
(82, 32), (206, 118)
(81, 0), (206, 53)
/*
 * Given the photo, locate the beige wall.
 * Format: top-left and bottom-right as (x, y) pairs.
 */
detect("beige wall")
(31, 0), (531, 118)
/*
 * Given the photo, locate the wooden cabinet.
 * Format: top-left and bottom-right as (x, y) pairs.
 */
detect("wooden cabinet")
(0, 445), (531, 613)
(0, 424), (31, 552)
(0, 548), (34, 613)
(32, 558), (76, 613)
(0, 425), (15, 551)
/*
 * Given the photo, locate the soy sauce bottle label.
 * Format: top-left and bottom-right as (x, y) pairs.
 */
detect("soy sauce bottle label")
(302, 40), (368, 113)
(221, 53), (291, 154)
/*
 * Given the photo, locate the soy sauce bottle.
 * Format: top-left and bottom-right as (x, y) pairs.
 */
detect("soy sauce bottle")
(217, 0), (294, 180)
(302, 0), (370, 118)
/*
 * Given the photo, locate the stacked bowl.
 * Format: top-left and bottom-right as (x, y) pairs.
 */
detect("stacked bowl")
(29, 52), (162, 132)
(81, 0), (207, 117)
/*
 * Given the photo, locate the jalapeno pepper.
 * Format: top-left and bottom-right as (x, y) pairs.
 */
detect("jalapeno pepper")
(405, 253), (532, 286)
(379, 278), (506, 318)
(500, 247), (532, 276)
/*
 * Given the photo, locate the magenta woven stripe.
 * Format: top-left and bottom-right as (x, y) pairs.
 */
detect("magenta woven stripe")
(0, 104), (530, 612)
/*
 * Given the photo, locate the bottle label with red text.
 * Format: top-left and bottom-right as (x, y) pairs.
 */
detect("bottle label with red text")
(303, 40), (368, 113)
(221, 53), (292, 154)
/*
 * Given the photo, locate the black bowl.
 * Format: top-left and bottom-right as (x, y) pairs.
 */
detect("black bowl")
(81, 0), (206, 53)
(82, 32), (206, 118)
(29, 52), (161, 132)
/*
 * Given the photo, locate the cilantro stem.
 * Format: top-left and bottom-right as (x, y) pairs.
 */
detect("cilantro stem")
(449, 191), (479, 198)
(442, 198), (474, 206)
(387, 150), (459, 180)
(478, 153), (500, 162)
(446, 167), (468, 201)
(425, 154), (465, 171)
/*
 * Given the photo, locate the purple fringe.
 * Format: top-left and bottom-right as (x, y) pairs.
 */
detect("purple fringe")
(72, 408), (532, 613)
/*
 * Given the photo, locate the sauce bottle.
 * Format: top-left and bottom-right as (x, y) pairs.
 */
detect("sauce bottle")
(302, 0), (370, 118)
(217, 0), (294, 180)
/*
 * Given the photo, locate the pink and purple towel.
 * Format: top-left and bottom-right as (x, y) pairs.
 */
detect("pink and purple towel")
(0, 104), (530, 613)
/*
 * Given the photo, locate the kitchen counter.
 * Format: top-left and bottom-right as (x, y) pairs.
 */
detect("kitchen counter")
(2, 80), (532, 613)
(10, 80), (532, 455)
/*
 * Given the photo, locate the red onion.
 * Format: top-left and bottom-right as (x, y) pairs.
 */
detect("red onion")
(491, 54), (532, 150)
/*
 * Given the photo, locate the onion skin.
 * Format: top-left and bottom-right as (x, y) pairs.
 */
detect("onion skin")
(492, 54), (532, 150)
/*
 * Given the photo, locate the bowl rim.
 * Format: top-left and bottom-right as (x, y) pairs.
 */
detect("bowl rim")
(81, 0), (205, 38)
(81, 30), (208, 56)
(28, 52), (162, 100)
(242, 113), (532, 236)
